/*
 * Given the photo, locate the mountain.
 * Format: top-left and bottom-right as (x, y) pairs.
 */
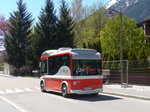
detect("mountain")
(105, 0), (118, 9)
(106, 0), (139, 11)
(105, 0), (150, 23)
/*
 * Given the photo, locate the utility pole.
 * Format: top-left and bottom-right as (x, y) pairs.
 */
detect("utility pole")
(120, 8), (123, 85)
(108, 8), (124, 85)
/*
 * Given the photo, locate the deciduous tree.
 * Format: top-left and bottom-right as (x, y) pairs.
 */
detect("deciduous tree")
(101, 15), (147, 61)
(0, 15), (9, 36)
(80, 6), (107, 52)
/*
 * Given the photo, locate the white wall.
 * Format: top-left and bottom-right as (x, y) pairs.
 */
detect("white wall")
(4, 63), (14, 75)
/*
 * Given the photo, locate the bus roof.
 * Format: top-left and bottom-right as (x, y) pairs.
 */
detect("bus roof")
(41, 48), (101, 60)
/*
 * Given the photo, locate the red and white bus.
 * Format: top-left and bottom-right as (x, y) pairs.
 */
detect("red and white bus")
(40, 48), (103, 97)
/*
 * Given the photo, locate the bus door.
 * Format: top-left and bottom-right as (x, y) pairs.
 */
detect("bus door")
(47, 54), (70, 91)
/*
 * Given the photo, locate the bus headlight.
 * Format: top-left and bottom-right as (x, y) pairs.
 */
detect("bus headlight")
(73, 81), (78, 86)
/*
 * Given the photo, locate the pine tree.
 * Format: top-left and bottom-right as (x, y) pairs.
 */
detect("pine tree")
(4, 0), (33, 73)
(57, 0), (75, 48)
(34, 0), (57, 58)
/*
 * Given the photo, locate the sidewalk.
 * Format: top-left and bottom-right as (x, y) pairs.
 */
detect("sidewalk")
(0, 73), (13, 77)
(103, 84), (150, 101)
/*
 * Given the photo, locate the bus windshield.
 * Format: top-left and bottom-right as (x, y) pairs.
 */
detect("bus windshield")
(73, 60), (101, 76)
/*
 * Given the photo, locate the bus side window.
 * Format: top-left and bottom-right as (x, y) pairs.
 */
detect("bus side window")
(40, 60), (47, 75)
(48, 54), (70, 75)
(48, 57), (54, 75)
(49, 56), (59, 75)
(62, 55), (70, 67)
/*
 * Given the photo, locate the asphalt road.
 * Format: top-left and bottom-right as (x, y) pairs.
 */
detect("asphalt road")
(0, 76), (150, 112)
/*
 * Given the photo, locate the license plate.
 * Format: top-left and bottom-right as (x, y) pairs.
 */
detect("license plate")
(84, 88), (92, 90)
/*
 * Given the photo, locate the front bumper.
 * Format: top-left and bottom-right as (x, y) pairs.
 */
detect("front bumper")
(70, 88), (103, 94)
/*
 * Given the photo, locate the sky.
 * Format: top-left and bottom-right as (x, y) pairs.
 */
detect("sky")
(0, 0), (110, 21)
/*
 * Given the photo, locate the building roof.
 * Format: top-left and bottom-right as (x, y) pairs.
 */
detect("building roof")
(0, 45), (5, 51)
(137, 18), (150, 27)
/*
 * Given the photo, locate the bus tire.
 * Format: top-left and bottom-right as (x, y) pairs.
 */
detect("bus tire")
(61, 84), (69, 98)
(40, 81), (46, 92)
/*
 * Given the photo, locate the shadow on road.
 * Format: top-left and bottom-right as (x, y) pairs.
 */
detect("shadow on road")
(45, 91), (122, 102)
(70, 94), (123, 102)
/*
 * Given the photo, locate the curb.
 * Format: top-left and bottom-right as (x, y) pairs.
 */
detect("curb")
(0, 74), (14, 78)
(102, 91), (150, 101)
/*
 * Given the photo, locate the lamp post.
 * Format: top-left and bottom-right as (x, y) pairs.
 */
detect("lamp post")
(108, 8), (123, 85)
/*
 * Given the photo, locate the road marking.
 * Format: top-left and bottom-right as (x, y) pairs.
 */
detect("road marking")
(24, 88), (32, 91)
(0, 90), (5, 94)
(5, 89), (15, 94)
(0, 96), (26, 112)
(15, 88), (25, 93)
(0, 87), (38, 95)
(35, 87), (40, 90)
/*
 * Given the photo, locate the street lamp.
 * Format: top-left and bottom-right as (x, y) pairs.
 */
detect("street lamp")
(108, 8), (124, 85)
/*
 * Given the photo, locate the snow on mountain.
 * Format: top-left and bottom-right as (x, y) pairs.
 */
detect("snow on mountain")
(134, 0), (138, 4)
(105, 0), (140, 10)
(126, 1), (129, 6)
(105, 0), (119, 9)
(105, 0), (150, 22)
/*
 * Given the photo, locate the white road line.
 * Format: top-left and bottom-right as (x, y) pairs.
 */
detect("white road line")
(35, 87), (40, 90)
(24, 88), (32, 91)
(0, 87), (39, 95)
(5, 89), (15, 94)
(15, 88), (25, 93)
(0, 90), (5, 94)
(0, 96), (26, 112)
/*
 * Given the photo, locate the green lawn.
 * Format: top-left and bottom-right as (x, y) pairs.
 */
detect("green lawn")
(0, 63), (4, 70)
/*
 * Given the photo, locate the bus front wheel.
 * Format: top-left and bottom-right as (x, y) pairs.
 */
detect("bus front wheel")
(61, 84), (69, 98)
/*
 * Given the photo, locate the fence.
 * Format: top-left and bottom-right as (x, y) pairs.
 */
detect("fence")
(103, 59), (150, 85)
(1, 58), (150, 85)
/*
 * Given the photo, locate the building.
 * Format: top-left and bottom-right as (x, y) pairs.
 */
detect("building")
(0, 37), (5, 61)
(137, 19), (150, 42)
(0, 47), (5, 60)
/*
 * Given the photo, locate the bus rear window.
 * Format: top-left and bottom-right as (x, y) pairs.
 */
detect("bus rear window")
(73, 60), (102, 76)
